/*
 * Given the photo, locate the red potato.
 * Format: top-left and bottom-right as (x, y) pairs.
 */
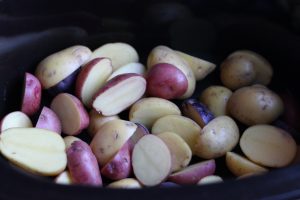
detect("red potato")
(63, 136), (82, 150)
(55, 171), (73, 185)
(50, 93), (89, 135)
(128, 123), (150, 151)
(168, 159), (216, 185)
(75, 57), (113, 107)
(87, 109), (119, 137)
(66, 140), (102, 186)
(146, 63), (188, 100)
(92, 73), (146, 116)
(35, 106), (61, 134)
(0, 111), (32, 132)
(21, 73), (42, 116)
(132, 135), (172, 186)
(107, 62), (145, 81)
(101, 142), (131, 180)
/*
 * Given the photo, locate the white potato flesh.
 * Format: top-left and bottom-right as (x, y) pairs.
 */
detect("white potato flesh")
(90, 119), (137, 166)
(0, 128), (67, 176)
(107, 62), (145, 81)
(90, 42), (139, 71)
(55, 171), (73, 184)
(197, 175), (223, 185)
(147, 45), (196, 99)
(152, 115), (201, 153)
(240, 125), (297, 168)
(1, 111), (32, 132)
(129, 97), (181, 128)
(226, 152), (268, 177)
(107, 178), (142, 189)
(158, 132), (192, 172)
(132, 135), (172, 186)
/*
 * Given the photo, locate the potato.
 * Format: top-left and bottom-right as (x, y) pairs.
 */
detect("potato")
(157, 132), (192, 172)
(152, 115), (201, 153)
(132, 135), (172, 186)
(146, 63), (188, 100)
(194, 116), (239, 159)
(197, 175), (223, 185)
(50, 93), (89, 135)
(87, 109), (119, 137)
(226, 152), (268, 177)
(55, 171), (73, 185)
(0, 111), (32, 132)
(128, 123), (149, 151)
(220, 55), (256, 90)
(107, 62), (145, 81)
(107, 178), (142, 189)
(227, 86), (284, 126)
(168, 160), (216, 185)
(90, 42), (139, 71)
(63, 136), (82, 150)
(147, 45), (196, 99)
(21, 73), (42, 116)
(35, 45), (91, 90)
(101, 142), (131, 180)
(240, 125), (297, 168)
(92, 73), (146, 116)
(199, 86), (232, 116)
(35, 106), (61, 134)
(129, 97), (181, 128)
(90, 119), (137, 166)
(229, 50), (273, 85)
(75, 57), (113, 107)
(0, 128), (66, 176)
(67, 140), (102, 186)
(220, 50), (273, 90)
(175, 50), (216, 81)
(181, 99), (214, 128)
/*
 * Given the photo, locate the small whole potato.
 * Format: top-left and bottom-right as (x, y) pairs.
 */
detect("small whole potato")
(194, 116), (239, 159)
(146, 63), (188, 100)
(227, 85), (284, 126)
(199, 85), (232, 116)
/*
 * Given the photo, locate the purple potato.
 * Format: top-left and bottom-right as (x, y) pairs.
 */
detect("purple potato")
(182, 99), (214, 128)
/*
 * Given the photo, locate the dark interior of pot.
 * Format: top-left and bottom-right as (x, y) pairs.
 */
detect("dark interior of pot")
(1, 0), (300, 199)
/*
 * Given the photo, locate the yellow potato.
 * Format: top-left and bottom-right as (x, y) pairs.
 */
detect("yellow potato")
(226, 152), (268, 177)
(197, 175), (223, 185)
(194, 116), (239, 159)
(107, 178), (142, 189)
(240, 125), (297, 168)
(129, 97), (181, 128)
(0, 128), (67, 176)
(90, 42), (139, 71)
(55, 171), (73, 185)
(152, 115), (201, 152)
(90, 119), (137, 166)
(227, 85), (284, 125)
(200, 85), (232, 116)
(175, 50), (216, 81)
(157, 132), (192, 172)
(147, 45), (196, 99)
(35, 45), (91, 89)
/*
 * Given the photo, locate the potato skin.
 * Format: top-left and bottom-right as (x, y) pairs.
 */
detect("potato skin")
(227, 86), (284, 126)
(200, 85), (232, 116)
(67, 140), (102, 186)
(146, 63), (188, 100)
(194, 116), (239, 159)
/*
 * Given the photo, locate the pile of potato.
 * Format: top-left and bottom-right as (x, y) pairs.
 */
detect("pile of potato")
(0, 42), (297, 188)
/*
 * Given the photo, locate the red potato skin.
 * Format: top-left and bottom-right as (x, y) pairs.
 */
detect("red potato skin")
(146, 63), (188, 100)
(67, 140), (102, 186)
(92, 73), (145, 112)
(128, 123), (150, 152)
(168, 160), (216, 185)
(21, 73), (42, 116)
(75, 57), (111, 105)
(101, 142), (132, 180)
(36, 106), (62, 134)
(67, 94), (90, 135)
